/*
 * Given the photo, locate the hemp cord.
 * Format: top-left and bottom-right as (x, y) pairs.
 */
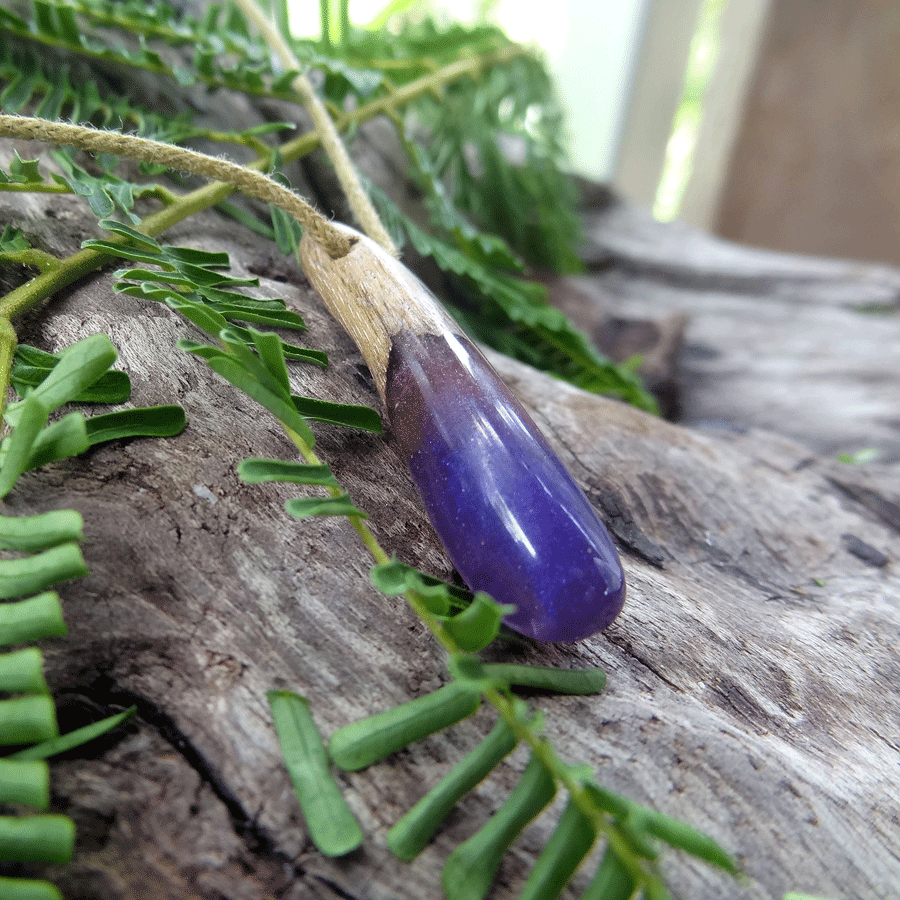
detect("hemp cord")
(0, 113), (353, 259)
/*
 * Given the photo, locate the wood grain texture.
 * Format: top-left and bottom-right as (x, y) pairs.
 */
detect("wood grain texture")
(1, 117), (899, 900)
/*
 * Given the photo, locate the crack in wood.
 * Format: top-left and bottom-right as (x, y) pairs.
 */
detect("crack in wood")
(82, 675), (293, 864)
(827, 477), (900, 537)
(590, 487), (667, 568)
(603, 634), (683, 693)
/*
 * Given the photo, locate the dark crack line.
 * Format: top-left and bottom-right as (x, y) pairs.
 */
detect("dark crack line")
(604, 634), (682, 693)
(537, 422), (668, 568)
(84, 675), (291, 861)
(827, 477), (900, 537)
(81, 676), (375, 900)
(314, 874), (366, 900)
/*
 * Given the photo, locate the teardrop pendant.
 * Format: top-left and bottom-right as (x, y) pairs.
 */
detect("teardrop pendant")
(300, 227), (625, 641)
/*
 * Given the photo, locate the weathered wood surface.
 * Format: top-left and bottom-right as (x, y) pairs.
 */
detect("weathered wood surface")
(1, 138), (899, 900)
(557, 191), (900, 462)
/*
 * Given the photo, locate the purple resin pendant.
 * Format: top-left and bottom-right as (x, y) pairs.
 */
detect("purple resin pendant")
(384, 331), (625, 642)
(299, 225), (626, 642)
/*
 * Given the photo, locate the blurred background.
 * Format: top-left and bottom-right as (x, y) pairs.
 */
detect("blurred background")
(293, 0), (900, 268)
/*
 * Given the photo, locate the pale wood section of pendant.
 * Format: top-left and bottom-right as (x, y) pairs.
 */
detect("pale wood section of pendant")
(299, 225), (456, 399)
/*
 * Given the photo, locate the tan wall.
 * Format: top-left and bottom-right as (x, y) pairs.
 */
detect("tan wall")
(714, 0), (900, 266)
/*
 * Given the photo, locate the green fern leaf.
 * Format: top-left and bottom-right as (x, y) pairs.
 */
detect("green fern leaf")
(387, 719), (518, 861)
(285, 494), (368, 519)
(518, 797), (596, 900)
(441, 753), (556, 900)
(267, 691), (363, 857)
(10, 706), (137, 761)
(581, 845), (637, 900)
(330, 683), (482, 772)
(0, 593), (66, 646)
(238, 459), (340, 487)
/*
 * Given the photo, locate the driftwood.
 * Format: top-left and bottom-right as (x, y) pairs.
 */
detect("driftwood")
(561, 192), (900, 462)
(1, 121), (899, 900)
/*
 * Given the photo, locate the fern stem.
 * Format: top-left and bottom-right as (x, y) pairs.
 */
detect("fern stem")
(0, 317), (16, 420)
(283, 426), (390, 568)
(318, 0), (332, 50)
(0, 246), (107, 327)
(0, 183), (70, 195)
(357, 44), (527, 116)
(233, 0), (398, 256)
(0, 250), (61, 275)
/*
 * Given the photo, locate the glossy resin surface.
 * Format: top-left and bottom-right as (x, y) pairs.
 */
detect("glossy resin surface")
(384, 331), (625, 642)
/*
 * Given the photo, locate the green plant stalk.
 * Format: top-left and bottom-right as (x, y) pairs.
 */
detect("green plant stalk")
(283, 425), (389, 566)
(339, 0), (352, 45)
(176, 201), (662, 899)
(319, 0), (332, 50)
(0, 316), (16, 419)
(0, 248), (63, 273)
(0, 183), (70, 195)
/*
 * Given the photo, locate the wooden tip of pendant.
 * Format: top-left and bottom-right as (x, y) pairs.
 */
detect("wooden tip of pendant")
(299, 224), (458, 400)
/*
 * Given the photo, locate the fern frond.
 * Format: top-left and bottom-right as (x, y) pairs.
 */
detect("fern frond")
(0, 31), (195, 138)
(0, 0), (300, 103)
(369, 187), (658, 412)
(0, 331), (183, 898)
